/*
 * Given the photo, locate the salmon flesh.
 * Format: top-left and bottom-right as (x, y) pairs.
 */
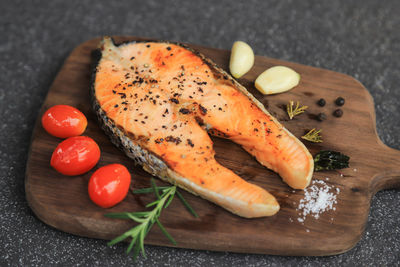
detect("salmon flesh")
(91, 37), (314, 218)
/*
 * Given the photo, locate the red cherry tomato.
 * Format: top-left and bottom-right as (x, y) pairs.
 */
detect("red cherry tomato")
(88, 164), (131, 208)
(51, 136), (100, 176)
(42, 105), (87, 138)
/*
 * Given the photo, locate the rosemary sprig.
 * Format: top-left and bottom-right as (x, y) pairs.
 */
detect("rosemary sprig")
(287, 100), (308, 119)
(301, 128), (323, 143)
(105, 179), (198, 260)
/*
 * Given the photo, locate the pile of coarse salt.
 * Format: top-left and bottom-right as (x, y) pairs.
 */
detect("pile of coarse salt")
(296, 179), (340, 223)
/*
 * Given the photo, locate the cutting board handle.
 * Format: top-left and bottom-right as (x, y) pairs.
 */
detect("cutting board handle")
(370, 144), (400, 194)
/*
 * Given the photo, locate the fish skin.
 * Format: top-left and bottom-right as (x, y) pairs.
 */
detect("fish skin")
(91, 37), (312, 218)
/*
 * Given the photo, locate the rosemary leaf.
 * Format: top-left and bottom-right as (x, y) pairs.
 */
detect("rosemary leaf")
(126, 213), (146, 223)
(156, 218), (177, 245)
(145, 220), (155, 236)
(132, 240), (141, 260)
(130, 211), (150, 217)
(108, 227), (137, 246)
(126, 235), (137, 254)
(176, 190), (199, 218)
(139, 226), (146, 258)
(145, 200), (160, 208)
(150, 178), (161, 200)
(164, 193), (174, 209)
(133, 187), (169, 194)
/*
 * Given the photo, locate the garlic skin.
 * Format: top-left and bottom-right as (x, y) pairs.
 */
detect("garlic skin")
(229, 41), (254, 79)
(255, 66), (300, 95)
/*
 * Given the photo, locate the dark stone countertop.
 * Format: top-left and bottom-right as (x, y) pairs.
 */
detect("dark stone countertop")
(1, 0), (399, 265)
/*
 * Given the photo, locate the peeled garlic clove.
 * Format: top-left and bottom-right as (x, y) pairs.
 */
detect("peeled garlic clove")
(255, 66), (300, 95)
(229, 41), (254, 79)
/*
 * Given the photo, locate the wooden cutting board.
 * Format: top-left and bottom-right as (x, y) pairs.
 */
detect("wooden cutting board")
(25, 36), (400, 256)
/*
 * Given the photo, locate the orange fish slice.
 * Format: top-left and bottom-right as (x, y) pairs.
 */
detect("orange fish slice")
(91, 37), (314, 217)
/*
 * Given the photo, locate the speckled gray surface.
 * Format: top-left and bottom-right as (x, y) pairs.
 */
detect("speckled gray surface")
(1, 0), (399, 266)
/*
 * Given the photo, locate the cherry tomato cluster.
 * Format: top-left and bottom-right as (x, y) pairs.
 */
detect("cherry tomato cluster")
(42, 105), (131, 208)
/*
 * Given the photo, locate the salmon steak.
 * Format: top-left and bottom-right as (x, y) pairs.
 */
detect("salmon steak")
(91, 37), (314, 218)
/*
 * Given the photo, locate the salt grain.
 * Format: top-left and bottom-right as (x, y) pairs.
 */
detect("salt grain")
(296, 179), (339, 222)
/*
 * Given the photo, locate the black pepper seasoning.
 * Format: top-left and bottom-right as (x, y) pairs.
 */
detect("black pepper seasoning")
(335, 97), (345, 106)
(333, 109), (343, 117)
(169, 98), (179, 104)
(199, 105), (207, 115)
(179, 108), (190, 114)
(317, 98), (326, 107)
(187, 139), (194, 147)
(317, 113), (327, 121)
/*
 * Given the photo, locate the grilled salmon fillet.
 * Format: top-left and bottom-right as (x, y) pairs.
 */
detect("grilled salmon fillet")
(91, 37), (314, 218)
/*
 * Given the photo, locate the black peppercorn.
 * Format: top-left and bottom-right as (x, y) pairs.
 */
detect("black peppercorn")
(317, 98), (326, 107)
(333, 109), (343, 117)
(317, 113), (327, 121)
(335, 97), (345, 106)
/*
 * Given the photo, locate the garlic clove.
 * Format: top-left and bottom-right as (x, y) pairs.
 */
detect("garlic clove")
(255, 66), (300, 95)
(229, 41), (254, 79)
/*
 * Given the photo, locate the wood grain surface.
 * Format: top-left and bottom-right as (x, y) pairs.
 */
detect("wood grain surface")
(25, 36), (400, 256)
